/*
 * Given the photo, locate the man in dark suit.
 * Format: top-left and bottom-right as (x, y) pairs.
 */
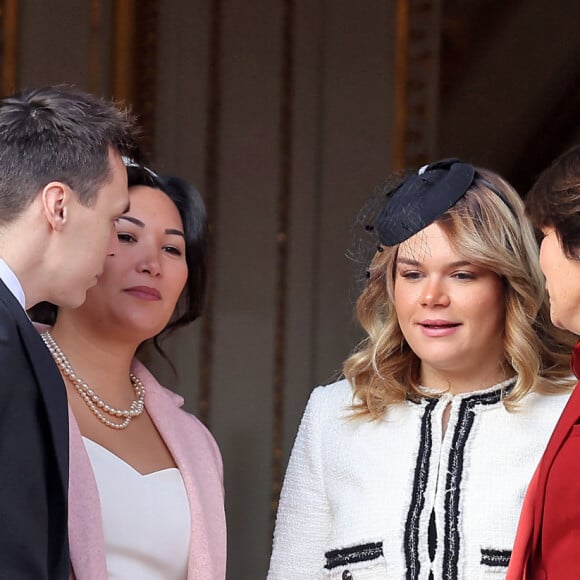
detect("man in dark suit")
(507, 144), (580, 579)
(0, 86), (142, 578)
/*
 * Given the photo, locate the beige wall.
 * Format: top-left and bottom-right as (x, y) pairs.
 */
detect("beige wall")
(16, 1), (396, 577)
(154, 2), (396, 576)
(16, 0), (580, 577)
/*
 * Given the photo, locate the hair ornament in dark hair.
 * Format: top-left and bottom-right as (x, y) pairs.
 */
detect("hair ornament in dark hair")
(376, 158), (475, 246)
(122, 156), (159, 179)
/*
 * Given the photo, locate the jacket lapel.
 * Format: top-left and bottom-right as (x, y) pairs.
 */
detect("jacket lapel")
(0, 282), (68, 489)
(67, 410), (108, 580)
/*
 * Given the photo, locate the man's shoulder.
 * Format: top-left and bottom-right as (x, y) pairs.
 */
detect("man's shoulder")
(0, 301), (22, 343)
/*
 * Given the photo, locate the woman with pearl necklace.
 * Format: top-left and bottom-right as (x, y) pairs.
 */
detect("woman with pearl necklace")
(31, 160), (226, 580)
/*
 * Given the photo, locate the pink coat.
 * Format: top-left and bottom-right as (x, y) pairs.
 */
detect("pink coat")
(67, 359), (227, 580)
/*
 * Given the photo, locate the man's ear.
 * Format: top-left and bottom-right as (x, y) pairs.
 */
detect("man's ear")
(41, 182), (70, 231)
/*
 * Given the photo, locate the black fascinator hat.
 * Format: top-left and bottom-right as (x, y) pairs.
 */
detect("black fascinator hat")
(376, 158), (475, 246)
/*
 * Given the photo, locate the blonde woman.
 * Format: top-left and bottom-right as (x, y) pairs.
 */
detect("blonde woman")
(268, 159), (574, 580)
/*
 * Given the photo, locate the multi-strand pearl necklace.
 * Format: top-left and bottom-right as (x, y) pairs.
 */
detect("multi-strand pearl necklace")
(40, 330), (145, 430)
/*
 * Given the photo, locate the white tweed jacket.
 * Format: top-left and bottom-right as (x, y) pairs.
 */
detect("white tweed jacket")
(268, 378), (570, 580)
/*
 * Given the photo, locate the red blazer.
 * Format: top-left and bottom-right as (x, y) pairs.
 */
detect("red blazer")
(507, 341), (580, 579)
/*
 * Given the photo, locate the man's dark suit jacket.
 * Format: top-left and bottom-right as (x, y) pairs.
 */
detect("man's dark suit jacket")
(0, 279), (69, 578)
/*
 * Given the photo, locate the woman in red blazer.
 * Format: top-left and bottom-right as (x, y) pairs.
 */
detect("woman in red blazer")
(507, 145), (580, 579)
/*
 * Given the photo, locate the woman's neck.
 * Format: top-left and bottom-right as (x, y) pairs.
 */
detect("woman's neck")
(50, 313), (140, 404)
(419, 362), (510, 395)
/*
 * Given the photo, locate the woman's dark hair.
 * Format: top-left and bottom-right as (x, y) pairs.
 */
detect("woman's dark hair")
(30, 164), (208, 361)
(525, 144), (580, 260)
(126, 165), (208, 341)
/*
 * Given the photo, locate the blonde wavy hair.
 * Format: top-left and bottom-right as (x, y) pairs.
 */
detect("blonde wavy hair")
(344, 168), (575, 419)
